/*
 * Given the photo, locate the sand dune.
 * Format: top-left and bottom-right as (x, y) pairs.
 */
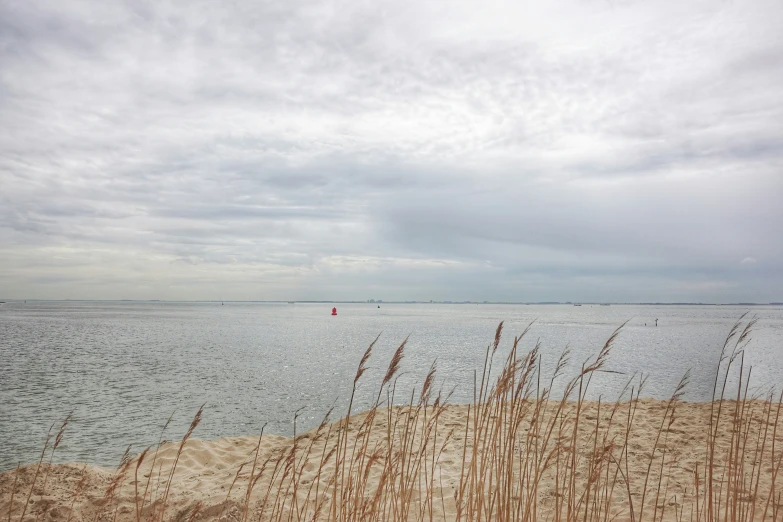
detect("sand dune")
(2, 399), (782, 522)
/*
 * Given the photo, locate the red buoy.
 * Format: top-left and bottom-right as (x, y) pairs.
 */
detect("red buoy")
(331, 307), (337, 315)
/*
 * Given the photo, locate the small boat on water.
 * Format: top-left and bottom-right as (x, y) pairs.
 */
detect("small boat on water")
(331, 307), (337, 316)
(574, 304), (582, 306)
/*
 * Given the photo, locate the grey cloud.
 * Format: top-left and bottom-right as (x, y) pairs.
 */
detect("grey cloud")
(0, 0), (781, 301)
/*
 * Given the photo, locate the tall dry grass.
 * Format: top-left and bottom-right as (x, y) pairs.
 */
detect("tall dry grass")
(2, 315), (781, 522)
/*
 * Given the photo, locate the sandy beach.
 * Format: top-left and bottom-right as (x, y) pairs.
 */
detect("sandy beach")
(3, 399), (782, 522)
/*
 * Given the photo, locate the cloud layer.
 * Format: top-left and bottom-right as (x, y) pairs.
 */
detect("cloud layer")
(1, 0), (782, 301)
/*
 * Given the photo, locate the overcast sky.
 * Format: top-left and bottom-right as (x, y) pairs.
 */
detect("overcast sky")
(1, 0), (781, 302)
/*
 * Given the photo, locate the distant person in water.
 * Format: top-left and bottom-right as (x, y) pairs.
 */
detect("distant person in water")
(655, 318), (658, 327)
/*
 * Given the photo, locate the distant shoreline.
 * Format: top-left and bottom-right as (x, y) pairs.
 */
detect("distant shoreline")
(1, 299), (781, 306)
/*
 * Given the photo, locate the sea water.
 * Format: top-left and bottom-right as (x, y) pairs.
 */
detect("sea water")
(1, 301), (781, 471)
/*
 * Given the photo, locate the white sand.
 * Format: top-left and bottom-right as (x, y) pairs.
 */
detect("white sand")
(2, 400), (782, 522)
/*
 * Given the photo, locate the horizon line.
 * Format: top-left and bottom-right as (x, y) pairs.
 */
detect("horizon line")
(1, 299), (782, 306)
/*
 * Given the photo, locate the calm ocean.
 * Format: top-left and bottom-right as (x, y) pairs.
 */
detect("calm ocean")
(1, 301), (781, 471)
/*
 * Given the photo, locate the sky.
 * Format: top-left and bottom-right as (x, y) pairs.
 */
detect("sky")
(0, 0), (782, 303)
